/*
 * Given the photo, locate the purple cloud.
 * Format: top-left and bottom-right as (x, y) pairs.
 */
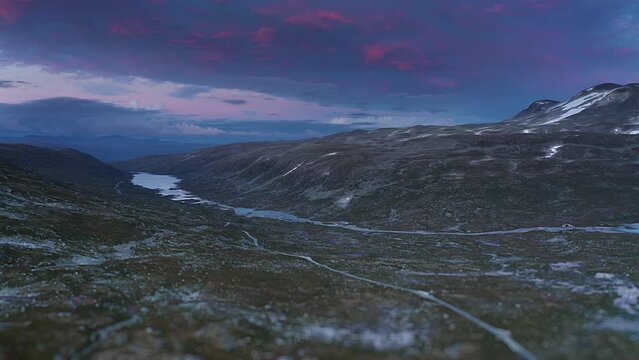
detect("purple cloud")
(0, 0), (27, 23)
(0, 80), (29, 88)
(223, 99), (248, 105)
(170, 85), (210, 99)
(251, 26), (275, 45)
(284, 10), (352, 29)
(0, 0), (635, 124)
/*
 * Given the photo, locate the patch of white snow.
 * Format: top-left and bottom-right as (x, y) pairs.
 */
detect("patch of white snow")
(542, 90), (616, 125)
(336, 195), (353, 208)
(543, 145), (563, 158)
(614, 286), (639, 315)
(550, 262), (580, 272)
(282, 162), (304, 177)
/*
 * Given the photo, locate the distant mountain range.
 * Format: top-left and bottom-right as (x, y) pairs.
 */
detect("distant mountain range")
(3, 83), (637, 162)
(0, 135), (209, 162)
(357, 82), (639, 139)
(117, 83), (639, 231)
(2, 83), (639, 230)
(0, 97), (362, 161)
(0, 143), (127, 196)
(502, 83), (639, 133)
(2, 83), (639, 359)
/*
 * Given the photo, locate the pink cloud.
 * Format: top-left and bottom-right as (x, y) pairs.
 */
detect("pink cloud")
(254, 0), (305, 17)
(452, 2), (514, 30)
(360, 12), (406, 33)
(0, 0), (27, 23)
(285, 10), (352, 29)
(170, 32), (235, 63)
(364, 44), (390, 63)
(297, 41), (336, 55)
(196, 45), (235, 63)
(541, 54), (570, 65)
(483, 3), (505, 13)
(388, 60), (421, 72)
(172, 32), (224, 48)
(616, 47), (639, 57)
(212, 30), (235, 39)
(252, 26), (275, 45)
(44, 58), (98, 73)
(171, 35), (201, 47)
(110, 20), (153, 36)
(363, 43), (431, 72)
(198, 50), (228, 62)
(429, 77), (459, 89)
(526, 0), (561, 11)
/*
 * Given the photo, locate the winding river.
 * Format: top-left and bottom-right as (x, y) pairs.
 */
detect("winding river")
(131, 172), (639, 236)
(131, 172), (544, 359)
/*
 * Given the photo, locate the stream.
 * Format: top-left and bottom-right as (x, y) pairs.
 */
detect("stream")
(131, 172), (639, 236)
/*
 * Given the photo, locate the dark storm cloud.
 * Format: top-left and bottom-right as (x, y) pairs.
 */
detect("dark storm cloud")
(0, 80), (29, 88)
(223, 99), (248, 105)
(81, 82), (132, 96)
(0, 97), (358, 141)
(0, 98), (228, 137)
(346, 112), (374, 118)
(0, 0), (637, 121)
(170, 85), (210, 99)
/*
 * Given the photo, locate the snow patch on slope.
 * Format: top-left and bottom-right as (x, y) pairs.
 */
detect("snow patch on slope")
(614, 286), (639, 315)
(296, 324), (417, 351)
(541, 90), (616, 125)
(543, 145), (563, 159)
(336, 195), (353, 208)
(282, 162), (304, 177)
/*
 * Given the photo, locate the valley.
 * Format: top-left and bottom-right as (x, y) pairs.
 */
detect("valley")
(2, 164), (638, 359)
(2, 83), (639, 359)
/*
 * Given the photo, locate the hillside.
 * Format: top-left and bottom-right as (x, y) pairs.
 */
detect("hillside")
(2, 120), (639, 359)
(0, 144), (127, 195)
(117, 84), (639, 231)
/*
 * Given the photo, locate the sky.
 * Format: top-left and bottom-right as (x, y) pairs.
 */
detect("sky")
(0, 0), (638, 141)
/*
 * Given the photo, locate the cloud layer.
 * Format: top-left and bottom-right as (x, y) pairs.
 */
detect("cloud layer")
(0, 97), (372, 142)
(0, 0), (637, 128)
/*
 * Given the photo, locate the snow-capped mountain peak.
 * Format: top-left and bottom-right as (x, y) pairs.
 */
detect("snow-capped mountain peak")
(504, 83), (639, 133)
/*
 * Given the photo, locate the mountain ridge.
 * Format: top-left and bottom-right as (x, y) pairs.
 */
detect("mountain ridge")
(0, 143), (127, 194)
(0, 135), (210, 162)
(115, 83), (639, 230)
(502, 83), (639, 133)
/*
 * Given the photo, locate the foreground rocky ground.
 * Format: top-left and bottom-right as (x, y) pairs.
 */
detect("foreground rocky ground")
(1, 154), (638, 359)
(5, 81), (639, 359)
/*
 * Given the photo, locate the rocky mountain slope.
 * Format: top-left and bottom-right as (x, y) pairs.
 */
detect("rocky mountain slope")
(0, 144), (127, 195)
(501, 83), (639, 134)
(3, 132), (639, 358)
(0, 135), (210, 162)
(117, 83), (639, 231)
